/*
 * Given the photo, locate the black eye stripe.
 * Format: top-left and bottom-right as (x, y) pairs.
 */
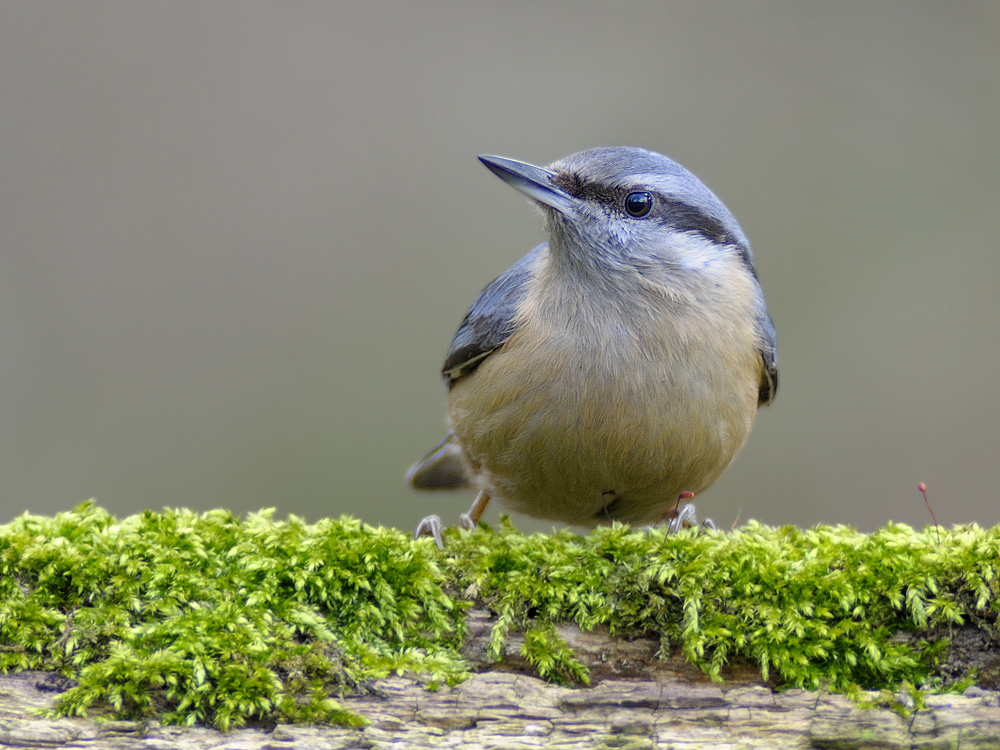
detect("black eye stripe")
(660, 202), (736, 246)
(551, 172), (741, 247)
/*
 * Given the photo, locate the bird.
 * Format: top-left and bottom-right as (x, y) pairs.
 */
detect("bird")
(407, 147), (777, 547)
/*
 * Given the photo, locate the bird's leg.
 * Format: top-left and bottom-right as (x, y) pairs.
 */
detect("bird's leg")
(660, 491), (716, 533)
(414, 490), (491, 549)
(664, 493), (697, 534)
(460, 490), (491, 530)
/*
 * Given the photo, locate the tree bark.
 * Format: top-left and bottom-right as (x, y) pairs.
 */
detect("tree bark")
(1, 609), (998, 749)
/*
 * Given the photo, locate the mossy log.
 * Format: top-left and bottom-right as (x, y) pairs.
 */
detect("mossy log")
(1, 504), (999, 747)
(1, 613), (999, 749)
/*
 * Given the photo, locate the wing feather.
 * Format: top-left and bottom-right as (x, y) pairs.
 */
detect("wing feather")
(755, 304), (778, 405)
(442, 244), (543, 386)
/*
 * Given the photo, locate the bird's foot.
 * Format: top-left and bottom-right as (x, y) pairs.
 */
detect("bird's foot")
(660, 492), (716, 534)
(414, 514), (445, 548)
(413, 490), (492, 549)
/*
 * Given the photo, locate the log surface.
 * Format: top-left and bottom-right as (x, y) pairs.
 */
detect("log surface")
(1, 611), (998, 749)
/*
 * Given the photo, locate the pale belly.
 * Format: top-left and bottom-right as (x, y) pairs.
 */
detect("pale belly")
(448, 327), (761, 528)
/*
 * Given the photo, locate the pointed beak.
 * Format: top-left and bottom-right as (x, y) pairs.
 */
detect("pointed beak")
(478, 155), (579, 214)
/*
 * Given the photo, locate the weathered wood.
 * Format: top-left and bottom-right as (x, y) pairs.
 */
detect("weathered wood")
(1, 610), (998, 749)
(2, 671), (999, 749)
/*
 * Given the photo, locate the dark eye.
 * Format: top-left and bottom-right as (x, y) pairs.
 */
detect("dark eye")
(624, 191), (653, 217)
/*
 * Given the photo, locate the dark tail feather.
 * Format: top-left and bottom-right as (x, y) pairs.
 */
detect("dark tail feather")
(406, 433), (473, 490)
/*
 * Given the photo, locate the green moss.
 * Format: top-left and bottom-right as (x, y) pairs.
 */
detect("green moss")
(441, 518), (997, 693)
(0, 503), (996, 729)
(0, 503), (463, 729)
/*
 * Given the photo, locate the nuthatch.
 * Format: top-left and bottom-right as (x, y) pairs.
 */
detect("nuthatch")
(408, 147), (777, 546)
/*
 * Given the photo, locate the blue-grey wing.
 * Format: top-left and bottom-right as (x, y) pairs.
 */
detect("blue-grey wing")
(442, 243), (543, 387)
(755, 296), (778, 405)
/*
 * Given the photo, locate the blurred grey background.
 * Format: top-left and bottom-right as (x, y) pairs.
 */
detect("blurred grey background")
(1, 2), (998, 532)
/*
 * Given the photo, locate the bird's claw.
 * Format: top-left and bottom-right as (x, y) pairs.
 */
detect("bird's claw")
(660, 493), (715, 534)
(414, 514), (445, 549)
(413, 513), (476, 549)
(415, 490), (491, 548)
